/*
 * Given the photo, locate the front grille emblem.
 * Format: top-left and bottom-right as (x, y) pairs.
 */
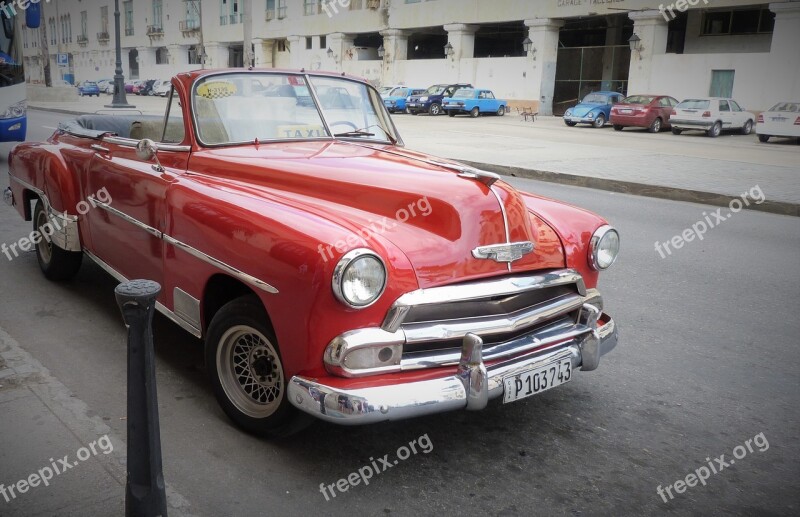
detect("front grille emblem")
(472, 241), (534, 263)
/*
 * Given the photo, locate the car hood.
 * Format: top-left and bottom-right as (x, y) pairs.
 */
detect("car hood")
(568, 103), (604, 117)
(187, 141), (566, 288)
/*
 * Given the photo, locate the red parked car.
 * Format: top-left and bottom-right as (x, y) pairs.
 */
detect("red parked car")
(610, 95), (679, 133)
(5, 69), (620, 437)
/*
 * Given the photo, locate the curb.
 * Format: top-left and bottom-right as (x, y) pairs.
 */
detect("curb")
(463, 161), (800, 218)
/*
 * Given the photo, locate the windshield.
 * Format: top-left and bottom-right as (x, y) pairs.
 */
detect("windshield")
(0, 15), (24, 88)
(424, 85), (446, 95)
(453, 88), (474, 99)
(192, 72), (399, 146)
(582, 94), (609, 104)
(768, 102), (799, 113)
(677, 99), (710, 109)
(622, 95), (655, 105)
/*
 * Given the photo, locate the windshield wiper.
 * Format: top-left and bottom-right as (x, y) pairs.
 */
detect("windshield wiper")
(334, 130), (375, 138)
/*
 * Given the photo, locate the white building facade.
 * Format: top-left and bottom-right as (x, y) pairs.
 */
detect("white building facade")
(20, 0), (800, 113)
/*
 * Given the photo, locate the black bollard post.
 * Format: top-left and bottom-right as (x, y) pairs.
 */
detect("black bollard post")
(115, 280), (168, 517)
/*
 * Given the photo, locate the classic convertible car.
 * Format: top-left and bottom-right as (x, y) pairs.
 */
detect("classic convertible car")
(5, 69), (619, 436)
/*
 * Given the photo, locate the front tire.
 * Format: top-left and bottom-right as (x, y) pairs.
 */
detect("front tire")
(206, 296), (311, 437)
(613, 124), (624, 131)
(758, 134), (770, 143)
(448, 111), (456, 117)
(429, 103), (442, 116)
(497, 106), (506, 116)
(564, 120), (577, 127)
(648, 117), (662, 133)
(671, 127), (682, 135)
(33, 200), (82, 281)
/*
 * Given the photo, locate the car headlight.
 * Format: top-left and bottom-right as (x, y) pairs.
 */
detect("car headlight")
(406, 97), (411, 102)
(420, 96), (428, 102)
(587, 112), (594, 119)
(565, 110), (572, 116)
(589, 225), (620, 270)
(332, 249), (387, 308)
(1, 101), (26, 119)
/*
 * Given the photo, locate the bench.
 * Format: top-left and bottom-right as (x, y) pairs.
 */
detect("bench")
(518, 107), (537, 122)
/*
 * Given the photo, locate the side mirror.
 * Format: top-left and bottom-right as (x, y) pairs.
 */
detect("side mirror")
(135, 139), (164, 172)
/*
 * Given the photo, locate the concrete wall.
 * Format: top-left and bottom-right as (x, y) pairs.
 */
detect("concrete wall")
(683, 11), (772, 54)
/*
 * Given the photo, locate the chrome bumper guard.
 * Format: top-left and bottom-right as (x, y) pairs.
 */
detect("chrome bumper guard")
(288, 309), (617, 425)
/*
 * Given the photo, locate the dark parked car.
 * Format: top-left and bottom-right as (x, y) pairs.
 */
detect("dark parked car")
(137, 79), (157, 96)
(406, 83), (473, 116)
(610, 95), (679, 133)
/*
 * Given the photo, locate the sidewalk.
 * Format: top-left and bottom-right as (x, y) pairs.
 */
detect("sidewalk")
(0, 326), (194, 516)
(28, 94), (800, 216)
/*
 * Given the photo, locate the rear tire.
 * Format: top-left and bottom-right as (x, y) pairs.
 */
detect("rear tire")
(470, 107), (480, 118)
(33, 200), (82, 281)
(707, 121), (721, 138)
(206, 296), (312, 437)
(593, 114), (605, 128)
(671, 127), (682, 135)
(740, 120), (753, 135)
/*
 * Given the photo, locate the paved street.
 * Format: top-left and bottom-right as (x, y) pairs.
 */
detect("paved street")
(1, 109), (798, 516)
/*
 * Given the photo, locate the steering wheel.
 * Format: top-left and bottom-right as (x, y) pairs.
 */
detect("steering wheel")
(329, 121), (358, 132)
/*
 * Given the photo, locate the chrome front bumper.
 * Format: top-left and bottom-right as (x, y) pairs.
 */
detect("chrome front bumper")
(288, 312), (617, 425)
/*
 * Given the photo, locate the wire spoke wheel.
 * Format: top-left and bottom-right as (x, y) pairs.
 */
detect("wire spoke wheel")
(217, 325), (284, 419)
(35, 207), (53, 265)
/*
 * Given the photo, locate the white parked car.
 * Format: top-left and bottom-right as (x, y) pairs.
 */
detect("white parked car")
(152, 79), (171, 97)
(669, 98), (755, 137)
(379, 85), (404, 98)
(756, 101), (800, 143)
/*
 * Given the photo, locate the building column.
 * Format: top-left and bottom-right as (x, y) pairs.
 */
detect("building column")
(167, 44), (189, 66)
(286, 36), (302, 68)
(524, 18), (563, 116)
(136, 46), (156, 70)
(444, 23), (478, 82)
(379, 29), (408, 85)
(768, 2), (800, 105)
(326, 32), (355, 71)
(602, 19), (624, 90)
(627, 10), (668, 94)
(203, 42), (228, 69)
(253, 38), (272, 68)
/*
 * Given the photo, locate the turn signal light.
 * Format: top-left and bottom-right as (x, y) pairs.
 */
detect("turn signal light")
(757, 114), (764, 123)
(671, 109), (677, 115)
(795, 116), (800, 125)
(702, 111), (711, 117)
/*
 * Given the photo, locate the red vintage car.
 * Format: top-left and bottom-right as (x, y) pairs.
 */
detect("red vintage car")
(610, 94), (679, 133)
(4, 69), (619, 436)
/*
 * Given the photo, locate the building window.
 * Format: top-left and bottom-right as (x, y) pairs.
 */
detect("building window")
(156, 47), (169, 64)
(188, 45), (202, 64)
(306, 36), (313, 49)
(124, 1), (134, 36)
(277, 39), (287, 52)
(185, 0), (200, 28)
(80, 11), (87, 40)
(320, 35), (327, 48)
(49, 18), (56, 45)
(220, 0), (242, 25)
(277, 0), (287, 18)
(304, 0), (319, 16)
(709, 70), (735, 98)
(152, 0), (163, 30)
(101, 7), (109, 34)
(67, 14), (72, 42)
(701, 9), (775, 35)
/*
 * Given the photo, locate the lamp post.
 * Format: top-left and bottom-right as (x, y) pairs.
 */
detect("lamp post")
(106, 0), (134, 108)
(444, 42), (454, 59)
(628, 33), (643, 60)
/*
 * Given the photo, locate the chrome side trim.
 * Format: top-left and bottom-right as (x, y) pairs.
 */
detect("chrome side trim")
(288, 314), (617, 425)
(381, 269), (586, 332)
(96, 203), (162, 238)
(83, 249), (202, 338)
(173, 287), (202, 330)
(489, 186), (512, 272)
(162, 234), (279, 294)
(102, 135), (191, 153)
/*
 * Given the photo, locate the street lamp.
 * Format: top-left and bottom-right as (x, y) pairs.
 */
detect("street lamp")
(444, 42), (454, 59)
(377, 45), (385, 59)
(105, 0), (134, 108)
(628, 33), (644, 59)
(522, 37), (536, 60)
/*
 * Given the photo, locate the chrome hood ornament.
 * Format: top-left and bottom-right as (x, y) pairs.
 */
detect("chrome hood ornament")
(472, 241), (535, 263)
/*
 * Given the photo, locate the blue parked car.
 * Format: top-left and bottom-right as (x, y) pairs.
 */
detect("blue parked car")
(383, 87), (425, 113)
(77, 80), (101, 97)
(563, 91), (625, 128)
(442, 88), (508, 118)
(406, 83), (473, 115)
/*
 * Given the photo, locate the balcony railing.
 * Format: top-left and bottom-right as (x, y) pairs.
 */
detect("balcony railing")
(179, 19), (200, 32)
(220, 13), (242, 25)
(265, 10), (274, 21)
(97, 31), (110, 42)
(146, 25), (164, 36)
(125, 27), (134, 36)
(278, 6), (287, 18)
(77, 34), (88, 45)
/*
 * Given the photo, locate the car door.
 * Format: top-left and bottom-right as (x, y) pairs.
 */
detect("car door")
(657, 97), (673, 122)
(83, 95), (189, 293)
(718, 99), (734, 129)
(482, 91), (499, 112)
(728, 100), (748, 127)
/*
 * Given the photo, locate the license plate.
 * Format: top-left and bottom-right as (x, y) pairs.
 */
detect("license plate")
(772, 117), (787, 122)
(620, 109), (632, 114)
(503, 358), (572, 403)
